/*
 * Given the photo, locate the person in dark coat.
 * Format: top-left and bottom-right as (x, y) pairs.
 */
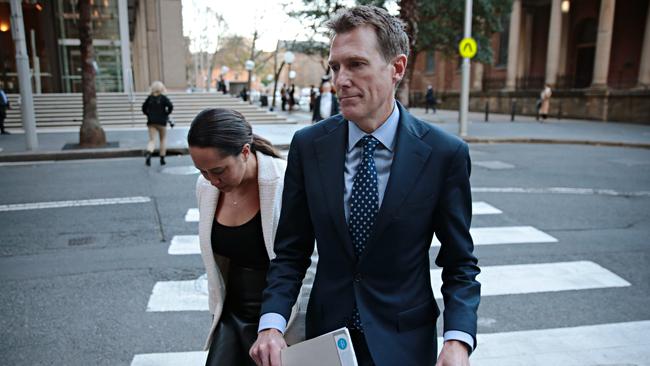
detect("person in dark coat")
(425, 85), (437, 114)
(309, 85), (317, 112)
(280, 86), (287, 111)
(311, 81), (339, 123)
(142, 81), (173, 166)
(287, 84), (296, 111)
(0, 88), (10, 135)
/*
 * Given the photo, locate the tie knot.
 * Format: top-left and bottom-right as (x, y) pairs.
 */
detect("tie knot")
(361, 135), (379, 153)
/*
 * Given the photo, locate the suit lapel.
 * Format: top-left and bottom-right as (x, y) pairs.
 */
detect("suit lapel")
(364, 106), (432, 257)
(314, 119), (355, 260)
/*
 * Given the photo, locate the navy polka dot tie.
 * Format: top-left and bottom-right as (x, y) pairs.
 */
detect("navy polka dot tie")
(347, 135), (380, 331)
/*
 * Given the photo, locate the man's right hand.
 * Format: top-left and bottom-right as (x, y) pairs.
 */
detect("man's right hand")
(249, 328), (287, 366)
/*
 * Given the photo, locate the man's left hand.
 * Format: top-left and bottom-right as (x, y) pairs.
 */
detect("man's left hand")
(436, 340), (470, 366)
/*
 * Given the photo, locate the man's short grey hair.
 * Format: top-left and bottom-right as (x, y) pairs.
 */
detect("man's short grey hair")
(326, 5), (410, 62)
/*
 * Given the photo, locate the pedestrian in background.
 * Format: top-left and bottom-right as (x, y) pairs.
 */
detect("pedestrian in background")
(311, 81), (339, 123)
(288, 84), (296, 111)
(142, 81), (173, 166)
(0, 88), (10, 135)
(187, 108), (305, 366)
(425, 85), (437, 114)
(309, 85), (317, 112)
(280, 86), (287, 111)
(539, 83), (552, 121)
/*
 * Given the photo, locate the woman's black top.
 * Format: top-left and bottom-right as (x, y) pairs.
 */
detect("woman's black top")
(211, 211), (270, 270)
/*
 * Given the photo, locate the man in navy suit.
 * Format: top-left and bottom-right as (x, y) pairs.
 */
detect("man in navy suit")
(251, 6), (480, 366)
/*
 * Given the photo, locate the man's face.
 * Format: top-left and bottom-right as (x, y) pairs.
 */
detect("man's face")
(328, 25), (403, 125)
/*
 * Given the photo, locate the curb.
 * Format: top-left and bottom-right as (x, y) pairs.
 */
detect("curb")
(0, 138), (647, 163)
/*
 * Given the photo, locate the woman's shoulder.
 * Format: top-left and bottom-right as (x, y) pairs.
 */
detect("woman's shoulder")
(257, 152), (286, 182)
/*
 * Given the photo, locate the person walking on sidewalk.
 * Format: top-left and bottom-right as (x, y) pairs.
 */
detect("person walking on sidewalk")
(312, 81), (339, 123)
(0, 88), (10, 135)
(188, 108), (305, 366)
(142, 81), (173, 166)
(539, 84), (552, 121)
(425, 85), (437, 114)
(250, 5), (480, 366)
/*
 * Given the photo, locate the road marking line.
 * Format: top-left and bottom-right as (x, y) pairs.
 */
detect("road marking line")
(131, 321), (649, 365)
(185, 208), (199, 222)
(431, 261), (630, 297)
(168, 235), (200, 255)
(473, 186), (650, 197)
(474, 161), (515, 170)
(0, 196), (151, 212)
(431, 226), (557, 246)
(131, 351), (207, 366)
(146, 261), (628, 312)
(146, 279), (208, 312)
(464, 321), (650, 365)
(473, 201), (502, 215)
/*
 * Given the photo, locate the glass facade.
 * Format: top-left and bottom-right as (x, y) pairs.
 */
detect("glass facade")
(55, 0), (123, 92)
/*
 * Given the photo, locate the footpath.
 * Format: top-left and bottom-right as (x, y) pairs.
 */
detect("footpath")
(1, 108), (649, 162)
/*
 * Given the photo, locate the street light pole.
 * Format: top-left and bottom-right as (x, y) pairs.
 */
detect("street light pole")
(459, 0), (473, 137)
(245, 59), (255, 104)
(9, 0), (38, 149)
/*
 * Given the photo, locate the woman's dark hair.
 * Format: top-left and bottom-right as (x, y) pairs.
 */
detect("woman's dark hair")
(187, 108), (281, 158)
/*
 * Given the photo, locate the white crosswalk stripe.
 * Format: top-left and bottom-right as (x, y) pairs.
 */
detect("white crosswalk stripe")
(184, 208), (200, 222)
(466, 321), (650, 366)
(431, 226), (558, 246)
(131, 351), (207, 366)
(168, 235), (200, 255)
(131, 321), (650, 365)
(145, 260), (628, 312)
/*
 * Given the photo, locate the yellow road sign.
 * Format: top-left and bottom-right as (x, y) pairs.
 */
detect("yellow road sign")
(459, 37), (478, 59)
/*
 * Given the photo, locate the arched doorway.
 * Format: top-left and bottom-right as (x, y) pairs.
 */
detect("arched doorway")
(573, 18), (598, 88)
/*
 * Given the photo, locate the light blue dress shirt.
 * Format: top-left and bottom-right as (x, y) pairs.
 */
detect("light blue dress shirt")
(259, 102), (474, 351)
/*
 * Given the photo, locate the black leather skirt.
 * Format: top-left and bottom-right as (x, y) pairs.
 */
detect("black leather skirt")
(205, 264), (267, 366)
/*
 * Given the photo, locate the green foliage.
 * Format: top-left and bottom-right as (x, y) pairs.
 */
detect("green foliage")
(288, 0), (512, 65)
(415, 0), (512, 64)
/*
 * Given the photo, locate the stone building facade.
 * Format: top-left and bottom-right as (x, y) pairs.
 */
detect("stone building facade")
(0, 0), (185, 93)
(410, 0), (650, 123)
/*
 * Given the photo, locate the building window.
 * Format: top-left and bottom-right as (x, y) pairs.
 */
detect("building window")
(55, 0), (123, 92)
(496, 12), (509, 67)
(425, 51), (435, 73)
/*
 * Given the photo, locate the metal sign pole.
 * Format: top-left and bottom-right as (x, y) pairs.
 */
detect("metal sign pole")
(459, 0), (473, 137)
(10, 0), (38, 150)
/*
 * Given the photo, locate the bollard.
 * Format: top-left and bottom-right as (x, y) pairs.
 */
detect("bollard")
(510, 99), (516, 122)
(484, 101), (489, 122)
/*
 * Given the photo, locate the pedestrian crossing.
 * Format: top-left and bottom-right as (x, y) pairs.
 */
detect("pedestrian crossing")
(132, 199), (640, 365)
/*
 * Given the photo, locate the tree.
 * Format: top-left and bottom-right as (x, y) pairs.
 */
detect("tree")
(78, 0), (106, 147)
(289, 0), (512, 105)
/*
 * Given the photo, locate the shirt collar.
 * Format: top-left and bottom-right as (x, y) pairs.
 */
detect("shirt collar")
(347, 102), (399, 153)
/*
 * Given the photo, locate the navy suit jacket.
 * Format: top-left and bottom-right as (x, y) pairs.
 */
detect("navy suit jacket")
(261, 103), (480, 366)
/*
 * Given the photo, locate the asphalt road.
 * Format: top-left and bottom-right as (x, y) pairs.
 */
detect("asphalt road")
(0, 143), (648, 365)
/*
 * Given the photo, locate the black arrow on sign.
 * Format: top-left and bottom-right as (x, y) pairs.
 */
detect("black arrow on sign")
(464, 43), (473, 53)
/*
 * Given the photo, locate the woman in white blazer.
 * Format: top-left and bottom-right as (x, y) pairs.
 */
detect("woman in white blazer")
(188, 108), (304, 366)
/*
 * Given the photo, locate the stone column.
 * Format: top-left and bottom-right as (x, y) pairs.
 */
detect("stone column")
(638, 2), (650, 87)
(558, 11), (570, 84)
(505, 0), (522, 90)
(545, 0), (563, 86)
(591, 0), (616, 88)
(472, 62), (484, 91)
